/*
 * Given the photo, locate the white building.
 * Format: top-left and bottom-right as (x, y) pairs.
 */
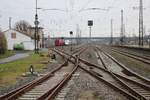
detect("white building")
(4, 29), (34, 50)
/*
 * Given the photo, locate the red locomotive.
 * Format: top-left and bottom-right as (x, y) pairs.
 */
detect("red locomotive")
(55, 39), (65, 46)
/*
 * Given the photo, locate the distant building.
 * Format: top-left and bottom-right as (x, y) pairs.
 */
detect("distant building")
(4, 29), (34, 50)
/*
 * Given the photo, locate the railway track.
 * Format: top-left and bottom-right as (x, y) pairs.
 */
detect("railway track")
(53, 48), (146, 100)
(0, 62), (66, 100)
(54, 46), (150, 100)
(0, 46), (85, 100)
(0, 62), (77, 100)
(112, 46), (150, 58)
(3, 45), (148, 100)
(107, 47), (150, 65)
(98, 47), (150, 83)
(95, 47), (150, 100)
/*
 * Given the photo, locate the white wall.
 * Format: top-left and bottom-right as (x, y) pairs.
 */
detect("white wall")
(22, 40), (34, 50)
(4, 29), (34, 50)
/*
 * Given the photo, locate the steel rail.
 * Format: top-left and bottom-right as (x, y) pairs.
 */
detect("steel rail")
(79, 66), (138, 100)
(111, 48), (150, 65)
(0, 61), (67, 100)
(37, 59), (79, 100)
(46, 58), (79, 100)
(0, 45), (84, 100)
(53, 49), (138, 100)
(81, 50), (150, 93)
(94, 48), (147, 100)
(36, 46), (84, 100)
(95, 47), (150, 100)
(96, 47), (150, 83)
(111, 47), (150, 60)
(55, 47), (150, 100)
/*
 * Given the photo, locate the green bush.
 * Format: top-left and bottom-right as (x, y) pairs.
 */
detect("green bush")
(0, 32), (7, 54)
(13, 43), (24, 50)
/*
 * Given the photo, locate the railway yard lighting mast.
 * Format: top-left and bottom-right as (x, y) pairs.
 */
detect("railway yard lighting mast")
(120, 9), (124, 45)
(34, 0), (40, 53)
(139, 0), (144, 46)
(149, 30), (150, 47)
(110, 19), (113, 45)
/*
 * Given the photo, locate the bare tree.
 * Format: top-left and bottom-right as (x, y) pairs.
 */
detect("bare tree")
(14, 20), (31, 34)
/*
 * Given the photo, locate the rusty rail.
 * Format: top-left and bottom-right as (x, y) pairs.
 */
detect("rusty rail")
(95, 46), (150, 100)
(36, 55), (79, 100)
(0, 61), (67, 100)
(54, 49), (138, 100)
(55, 47), (150, 100)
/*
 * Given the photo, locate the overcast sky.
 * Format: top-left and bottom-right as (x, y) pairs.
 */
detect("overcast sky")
(0, 0), (150, 37)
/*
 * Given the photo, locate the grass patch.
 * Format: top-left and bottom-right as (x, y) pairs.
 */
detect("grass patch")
(0, 51), (15, 59)
(0, 52), (49, 87)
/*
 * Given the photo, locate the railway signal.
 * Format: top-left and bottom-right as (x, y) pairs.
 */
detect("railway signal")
(120, 9), (124, 45)
(88, 20), (93, 44)
(70, 31), (73, 51)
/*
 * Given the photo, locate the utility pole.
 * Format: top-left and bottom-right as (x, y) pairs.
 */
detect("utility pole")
(110, 19), (113, 45)
(76, 24), (80, 45)
(9, 17), (12, 29)
(149, 29), (150, 47)
(143, 25), (146, 44)
(120, 9), (124, 45)
(139, 0), (144, 46)
(89, 26), (92, 43)
(34, 0), (39, 53)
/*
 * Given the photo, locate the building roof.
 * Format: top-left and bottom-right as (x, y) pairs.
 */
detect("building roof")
(3, 29), (32, 38)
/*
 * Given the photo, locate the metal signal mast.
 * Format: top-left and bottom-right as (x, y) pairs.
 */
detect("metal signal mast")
(120, 9), (124, 45)
(139, 0), (144, 46)
(110, 19), (113, 45)
(34, 0), (40, 53)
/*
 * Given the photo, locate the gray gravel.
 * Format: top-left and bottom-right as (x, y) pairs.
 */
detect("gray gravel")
(64, 70), (128, 100)
(80, 47), (98, 65)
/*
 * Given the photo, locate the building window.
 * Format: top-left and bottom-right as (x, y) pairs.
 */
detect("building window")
(11, 32), (16, 39)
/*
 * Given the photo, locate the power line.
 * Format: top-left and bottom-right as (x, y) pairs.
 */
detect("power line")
(79, 0), (95, 11)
